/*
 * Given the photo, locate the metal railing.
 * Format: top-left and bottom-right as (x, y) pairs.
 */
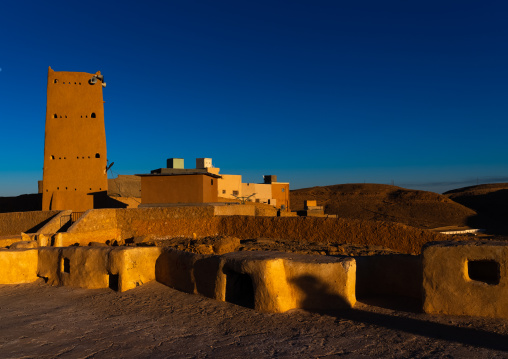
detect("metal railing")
(59, 211), (85, 230)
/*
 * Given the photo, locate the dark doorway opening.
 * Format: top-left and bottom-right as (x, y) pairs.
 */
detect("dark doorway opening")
(109, 274), (119, 291)
(225, 271), (255, 309)
(63, 258), (70, 273)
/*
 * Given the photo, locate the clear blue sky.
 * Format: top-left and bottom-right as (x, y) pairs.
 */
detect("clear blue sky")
(1, 1), (507, 195)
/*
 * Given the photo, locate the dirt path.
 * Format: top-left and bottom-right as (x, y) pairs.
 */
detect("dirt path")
(0, 280), (507, 358)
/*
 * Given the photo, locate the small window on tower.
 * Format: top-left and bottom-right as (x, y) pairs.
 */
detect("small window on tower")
(91, 113), (96, 118)
(54, 79), (58, 84)
(53, 114), (57, 118)
(95, 153), (100, 158)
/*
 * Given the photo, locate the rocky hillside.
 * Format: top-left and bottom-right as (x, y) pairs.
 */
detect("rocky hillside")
(291, 183), (479, 229)
(445, 183), (508, 234)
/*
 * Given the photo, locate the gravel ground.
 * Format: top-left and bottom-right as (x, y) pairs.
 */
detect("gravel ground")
(0, 279), (507, 358)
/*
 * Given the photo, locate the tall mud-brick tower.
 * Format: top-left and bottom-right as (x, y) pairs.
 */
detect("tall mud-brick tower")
(42, 67), (108, 211)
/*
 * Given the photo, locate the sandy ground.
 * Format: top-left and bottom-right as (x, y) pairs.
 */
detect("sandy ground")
(1, 279), (508, 358)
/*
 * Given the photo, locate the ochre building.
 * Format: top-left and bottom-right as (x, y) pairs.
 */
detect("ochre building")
(41, 67), (108, 211)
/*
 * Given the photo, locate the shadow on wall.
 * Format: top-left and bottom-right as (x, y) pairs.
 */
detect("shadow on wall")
(289, 275), (350, 312)
(25, 212), (60, 233)
(89, 191), (128, 209)
(0, 194), (42, 213)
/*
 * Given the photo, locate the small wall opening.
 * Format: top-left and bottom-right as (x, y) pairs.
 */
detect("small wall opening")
(109, 274), (119, 291)
(62, 257), (70, 273)
(91, 112), (96, 118)
(468, 260), (500, 285)
(225, 271), (255, 309)
(53, 114), (57, 118)
(95, 153), (100, 158)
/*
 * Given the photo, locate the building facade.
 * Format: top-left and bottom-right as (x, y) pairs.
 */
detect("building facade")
(41, 67), (108, 211)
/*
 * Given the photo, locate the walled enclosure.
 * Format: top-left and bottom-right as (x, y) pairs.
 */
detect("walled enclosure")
(423, 241), (508, 319)
(38, 207), (449, 255)
(42, 67), (108, 212)
(155, 249), (355, 313)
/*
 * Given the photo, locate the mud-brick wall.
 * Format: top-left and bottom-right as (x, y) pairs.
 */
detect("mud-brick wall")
(217, 217), (448, 255)
(0, 211), (60, 235)
(116, 207), (219, 240)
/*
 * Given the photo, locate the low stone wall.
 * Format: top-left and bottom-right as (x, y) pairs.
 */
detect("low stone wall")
(116, 207), (217, 240)
(0, 211), (60, 236)
(213, 205), (256, 216)
(37, 247), (162, 292)
(0, 249), (38, 284)
(51, 207), (450, 254)
(155, 249), (356, 313)
(423, 241), (508, 319)
(217, 217), (448, 255)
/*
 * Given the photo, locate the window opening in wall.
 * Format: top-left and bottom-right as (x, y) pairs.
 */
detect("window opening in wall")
(54, 79), (58, 83)
(95, 153), (100, 158)
(53, 114), (57, 118)
(225, 271), (255, 309)
(50, 155), (55, 160)
(62, 258), (70, 273)
(233, 190), (239, 196)
(281, 188), (285, 192)
(86, 115), (88, 118)
(468, 260), (500, 285)
(59, 157), (61, 159)
(63, 82), (65, 84)
(60, 116), (62, 118)
(57, 187), (59, 190)
(109, 274), (119, 291)
(79, 82), (81, 85)
(211, 179), (214, 185)
(65, 187), (68, 190)
(88, 156), (90, 159)
(74, 82), (77, 84)
(63, 157), (66, 159)
(65, 116), (67, 118)
(91, 112), (96, 118)
(222, 190), (226, 194)
(82, 157), (85, 159)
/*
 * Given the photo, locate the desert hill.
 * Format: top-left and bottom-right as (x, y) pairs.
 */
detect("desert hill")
(290, 183), (479, 229)
(444, 183), (508, 234)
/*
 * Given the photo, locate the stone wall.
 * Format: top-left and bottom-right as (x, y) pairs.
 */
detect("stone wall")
(51, 207), (449, 254)
(217, 217), (448, 255)
(0, 211), (60, 236)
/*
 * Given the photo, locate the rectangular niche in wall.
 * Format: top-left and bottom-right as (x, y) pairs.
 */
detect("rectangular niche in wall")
(467, 259), (500, 285)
